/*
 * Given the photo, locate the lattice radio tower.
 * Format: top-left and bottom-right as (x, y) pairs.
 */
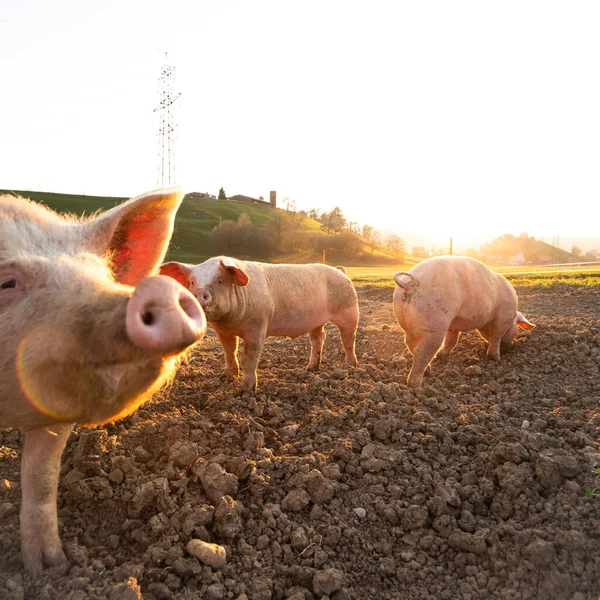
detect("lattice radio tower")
(154, 54), (181, 187)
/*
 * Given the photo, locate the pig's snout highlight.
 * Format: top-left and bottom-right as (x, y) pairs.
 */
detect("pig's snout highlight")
(126, 275), (207, 354)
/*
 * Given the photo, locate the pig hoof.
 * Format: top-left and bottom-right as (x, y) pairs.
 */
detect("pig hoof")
(306, 364), (320, 372)
(218, 370), (237, 382)
(407, 374), (423, 389)
(22, 542), (66, 574)
(239, 382), (257, 397)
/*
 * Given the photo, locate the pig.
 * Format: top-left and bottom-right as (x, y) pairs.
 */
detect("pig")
(393, 256), (535, 388)
(159, 257), (359, 392)
(0, 189), (206, 573)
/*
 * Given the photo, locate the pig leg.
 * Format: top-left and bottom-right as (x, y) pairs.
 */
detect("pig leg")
(20, 422), (74, 573)
(485, 335), (502, 361)
(435, 330), (460, 359)
(307, 325), (326, 371)
(407, 331), (445, 388)
(332, 307), (359, 367)
(215, 330), (240, 380)
(240, 334), (266, 393)
(500, 323), (518, 353)
(478, 328), (502, 361)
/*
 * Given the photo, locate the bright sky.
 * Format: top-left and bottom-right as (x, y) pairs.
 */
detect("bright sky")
(2, 1), (600, 246)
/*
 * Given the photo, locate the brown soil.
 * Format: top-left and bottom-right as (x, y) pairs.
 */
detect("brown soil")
(1, 284), (599, 600)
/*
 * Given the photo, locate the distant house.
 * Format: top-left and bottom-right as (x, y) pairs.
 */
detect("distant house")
(229, 194), (271, 207)
(509, 251), (526, 266)
(187, 191), (216, 200)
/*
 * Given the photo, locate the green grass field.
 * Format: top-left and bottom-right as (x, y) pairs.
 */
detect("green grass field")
(348, 264), (600, 287)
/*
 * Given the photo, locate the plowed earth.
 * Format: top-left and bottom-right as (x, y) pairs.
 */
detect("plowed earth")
(1, 284), (599, 600)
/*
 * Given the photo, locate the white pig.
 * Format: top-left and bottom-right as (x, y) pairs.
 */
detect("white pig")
(160, 257), (359, 392)
(393, 256), (534, 388)
(0, 189), (206, 573)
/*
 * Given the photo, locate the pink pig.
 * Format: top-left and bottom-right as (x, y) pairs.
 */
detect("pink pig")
(393, 256), (534, 388)
(160, 256), (359, 392)
(0, 189), (206, 572)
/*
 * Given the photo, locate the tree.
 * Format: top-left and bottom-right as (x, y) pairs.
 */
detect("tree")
(283, 198), (296, 213)
(347, 221), (360, 235)
(269, 210), (292, 250)
(370, 229), (380, 254)
(218, 187), (227, 200)
(308, 208), (321, 221)
(328, 206), (346, 233)
(285, 198), (301, 225)
(412, 246), (429, 258)
(571, 245), (582, 257)
(385, 233), (404, 258)
(293, 208), (306, 229)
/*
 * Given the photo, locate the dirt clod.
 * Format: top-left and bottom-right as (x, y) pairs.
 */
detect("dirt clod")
(313, 568), (345, 596)
(186, 540), (227, 568)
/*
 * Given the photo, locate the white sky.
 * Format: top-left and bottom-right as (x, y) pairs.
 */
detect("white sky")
(2, 1), (600, 246)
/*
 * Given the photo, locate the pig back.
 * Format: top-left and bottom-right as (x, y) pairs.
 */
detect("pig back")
(395, 256), (513, 332)
(250, 262), (357, 337)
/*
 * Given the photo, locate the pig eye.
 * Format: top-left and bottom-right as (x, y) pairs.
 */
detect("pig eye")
(1, 278), (17, 290)
(217, 278), (224, 286)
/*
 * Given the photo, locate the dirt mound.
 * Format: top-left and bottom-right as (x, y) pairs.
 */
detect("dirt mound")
(1, 284), (599, 599)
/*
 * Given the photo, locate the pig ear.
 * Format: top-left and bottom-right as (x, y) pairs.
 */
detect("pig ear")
(159, 262), (193, 286)
(84, 188), (184, 286)
(219, 258), (249, 286)
(516, 312), (535, 330)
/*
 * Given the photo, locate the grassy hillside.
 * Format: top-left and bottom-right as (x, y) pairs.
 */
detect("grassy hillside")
(0, 189), (127, 216)
(2, 189), (402, 265)
(166, 194), (325, 263)
(480, 233), (575, 264)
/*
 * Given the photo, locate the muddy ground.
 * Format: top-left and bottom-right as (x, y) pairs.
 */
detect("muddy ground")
(1, 284), (599, 600)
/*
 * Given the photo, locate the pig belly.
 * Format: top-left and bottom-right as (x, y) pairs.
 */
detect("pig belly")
(449, 305), (492, 332)
(267, 312), (330, 338)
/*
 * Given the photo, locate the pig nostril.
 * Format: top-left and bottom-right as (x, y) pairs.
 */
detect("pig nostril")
(142, 311), (155, 326)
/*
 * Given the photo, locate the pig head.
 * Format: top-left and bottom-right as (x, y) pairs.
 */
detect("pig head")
(0, 189), (206, 572)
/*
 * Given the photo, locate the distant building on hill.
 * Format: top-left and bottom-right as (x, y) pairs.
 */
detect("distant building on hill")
(509, 251), (526, 265)
(229, 194), (273, 207)
(187, 191), (216, 200)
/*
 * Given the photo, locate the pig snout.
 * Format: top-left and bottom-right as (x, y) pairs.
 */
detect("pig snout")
(195, 288), (212, 309)
(126, 275), (206, 354)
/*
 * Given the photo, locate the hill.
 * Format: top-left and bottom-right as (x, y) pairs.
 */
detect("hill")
(479, 233), (576, 264)
(1, 189), (409, 266)
(0, 189), (128, 216)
